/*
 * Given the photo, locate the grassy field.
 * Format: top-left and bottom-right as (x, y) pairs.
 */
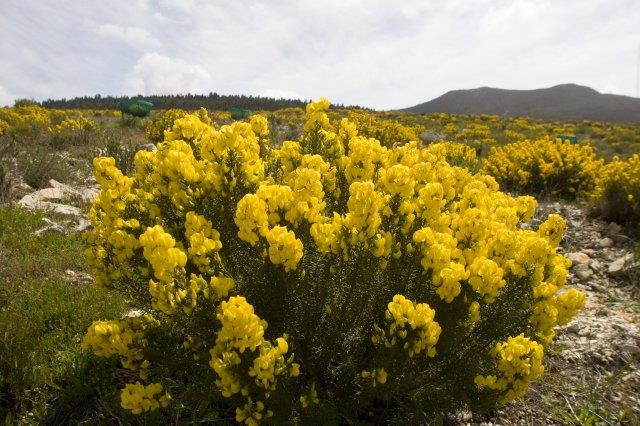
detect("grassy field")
(0, 207), (128, 423)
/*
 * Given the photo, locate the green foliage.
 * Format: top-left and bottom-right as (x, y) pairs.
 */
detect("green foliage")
(97, 134), (138, 176)
(0, 163), (11, 203)
(18, 146), (72, 188)
(0, 207), (126, 423)
(13, 99), (39, 108)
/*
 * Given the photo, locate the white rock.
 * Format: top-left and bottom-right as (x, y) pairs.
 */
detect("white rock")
(607, 222), (622, 234)
(48, 179), (98, 203)
(125, 309), (145, 318)
(139, 143), (157, 152)
(608, 254), (634, 276)
(597, 237), (614, 248)
(65, 269), (93, 284)
(18, 180), (95, 217)
(18, 197), (82, 217)
(567, 252), (590, 265)
(574, 263), (594, 280)
(34, 219), (66, 236)
(589, 259), (603, 272)
(75, 217), (92, 233)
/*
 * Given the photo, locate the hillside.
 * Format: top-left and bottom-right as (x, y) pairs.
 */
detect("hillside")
(403, 84), (640, 123)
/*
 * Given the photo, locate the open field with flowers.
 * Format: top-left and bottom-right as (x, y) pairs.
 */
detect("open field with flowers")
(0, 100), (639, 425)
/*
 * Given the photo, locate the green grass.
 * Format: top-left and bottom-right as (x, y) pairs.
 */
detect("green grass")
(0, 206), (127, 423)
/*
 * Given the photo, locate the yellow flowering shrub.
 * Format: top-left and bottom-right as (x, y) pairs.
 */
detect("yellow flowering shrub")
(82, 98), (585, 422)
(0, 104), (52, 134)
(483, 137), (602, 199)
(424, 141), (479, 170)
(145, 108), (212, 143)
(455, 122), (496, 151)
(50, 116), (97, 134)
(347, 111), (422, 147)
(595, 153), (640, 227)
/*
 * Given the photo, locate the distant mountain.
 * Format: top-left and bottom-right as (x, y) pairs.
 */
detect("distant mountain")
(403, 84), (640, 123)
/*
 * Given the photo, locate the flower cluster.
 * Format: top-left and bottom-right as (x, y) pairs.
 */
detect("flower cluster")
(210, 296), (297, 419)
(49, 116), (97, 134)
(120, 382), (172, 414)
(483, 138), (602, 198)
(474, 334), (545, 402)
(81, 315), (158, 377)
(347, 111), (422, 147)
(374, 295), (441, 358)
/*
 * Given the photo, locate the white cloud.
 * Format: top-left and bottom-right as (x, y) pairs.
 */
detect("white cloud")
(96, 23), (160, 47)
(129, 52), (212, 95)
(1, 0), (640, 108)
(0, 86), (14, 107)
(259, 89), (304, 100)
(159, 0), (194, 14)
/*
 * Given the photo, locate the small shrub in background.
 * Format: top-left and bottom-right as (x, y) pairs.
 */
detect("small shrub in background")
(81, 99), (585, 423)
(0, 104), (51, 136)
(49, 116), (98, 148)
(423, 141), (479, 171)
(96, 133), (138, 176)
(18, 147), (72, 189)
(0, 163), (11, 203)
(454, 122), (496, 155)
(145, 108), (211, 143)
(483, 137), (602, 199)
(347, 110), (423, 147)
(595, 154), (640, 228)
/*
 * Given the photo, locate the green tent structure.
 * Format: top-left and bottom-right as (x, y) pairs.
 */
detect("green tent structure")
(119, 100), (154, 118)
(228, 107), (251, 119)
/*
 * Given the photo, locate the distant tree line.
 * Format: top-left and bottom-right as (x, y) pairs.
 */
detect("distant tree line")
(40, 93), (360, 111)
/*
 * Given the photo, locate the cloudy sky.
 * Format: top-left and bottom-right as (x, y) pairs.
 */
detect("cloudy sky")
(1, 0), (639, 109)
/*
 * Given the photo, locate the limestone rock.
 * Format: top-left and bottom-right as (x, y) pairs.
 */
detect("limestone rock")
(597, 237), (614, 248)
(75, 217), (92, 233)
(65, 269), (93, 285)
(607, 222), (622, 234)
(574, 263), (593, 280)
(608, 254), (634, 276)
(138, 143), (157, 152)
(18, 180), (98, 218)
(34, 218), (66, 236)
(567, 252), (590, 265)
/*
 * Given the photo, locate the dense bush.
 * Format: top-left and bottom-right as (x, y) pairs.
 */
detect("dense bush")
(595, 154), (640, 228)
(423, 141), (479, 171)
(347, 111), (422, 147)
(49, 116), (98, 147)
(145, 108), (211, 143)
(81, 99), (585, 423)
(483, 138), (602, 199)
